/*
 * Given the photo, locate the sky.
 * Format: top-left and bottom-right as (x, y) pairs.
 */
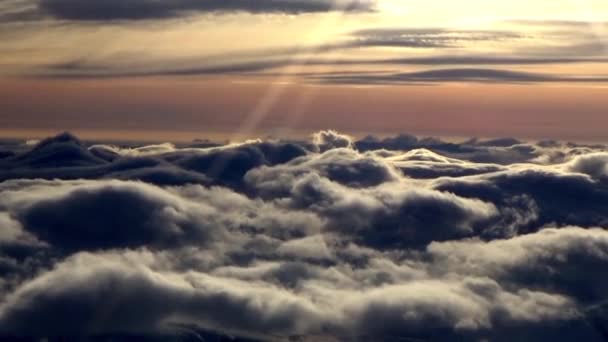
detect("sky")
(4, 130), (608, 340)
(1, 0), (608, 141)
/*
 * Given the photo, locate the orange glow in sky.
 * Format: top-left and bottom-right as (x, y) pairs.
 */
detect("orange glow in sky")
(1, 0), (607, 141)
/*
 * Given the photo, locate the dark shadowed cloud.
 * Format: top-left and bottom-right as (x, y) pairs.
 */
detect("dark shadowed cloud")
(2, 0), (376, 22)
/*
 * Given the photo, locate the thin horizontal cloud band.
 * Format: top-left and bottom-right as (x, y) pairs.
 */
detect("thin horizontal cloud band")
(34, 64), (608, 85)
(1, 0), (377, 22)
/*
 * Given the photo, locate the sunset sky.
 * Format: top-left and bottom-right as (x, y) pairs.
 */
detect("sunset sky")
(6, 3), (608, 340)
(1, 0), (608, 141)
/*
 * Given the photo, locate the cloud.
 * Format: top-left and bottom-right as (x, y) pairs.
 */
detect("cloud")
(245, 147), (401, 194)
(435, 167), (608, 235)
(0, 134), (308, 188)
(2, 131), (608, 339)
(311, 130), (353, 152)
(566, 152), (608, 180)
(278, 173), (498, 249)
(40, 54), (608, 80)
(13, 132), (106, 168)
(349, 27), (523, 48)
(0, 213), (26, 245)
(314, 68), (608, 85)
(31, 24), (608, 81)
(0, 252), (327, 337)
(389, 149), (505, 179)
(506, 19), (608, 28)
(428, 227), (608, 303)
(27, 0), (375, 21)
(12, 180), (222, 252)
(39, 58), (608, 85)
(0, 249), (584, 340)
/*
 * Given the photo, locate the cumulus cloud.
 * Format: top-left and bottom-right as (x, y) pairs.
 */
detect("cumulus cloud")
(566, 152), (608, 180)
(0, 252), (328, 337)
(0, 250), (584, 340)
(0, 133), (308, 188)
(311, 130), (353, 152)
(13, 180), (222, 252)
(245, 148), (400, 196)
(2, 131), (608, 340)
(428, 227), (608, 303)
(273, 172), (498, 249)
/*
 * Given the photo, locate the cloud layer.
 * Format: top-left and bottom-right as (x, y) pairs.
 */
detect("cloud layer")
(2, 0), (376, 22)
(2, 131), (608, 340)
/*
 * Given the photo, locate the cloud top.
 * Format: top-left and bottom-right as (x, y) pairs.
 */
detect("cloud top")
(1, 131), (608, 340)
